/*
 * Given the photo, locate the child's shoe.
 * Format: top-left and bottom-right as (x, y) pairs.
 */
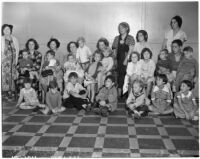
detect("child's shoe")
(101, 107), (109, 117)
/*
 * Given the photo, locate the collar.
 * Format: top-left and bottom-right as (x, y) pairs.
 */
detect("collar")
(181, 91), (192, 98)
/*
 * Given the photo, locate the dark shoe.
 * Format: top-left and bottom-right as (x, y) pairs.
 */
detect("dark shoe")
(32, 106), (40, 112)
(47, 110), (53, 115)
(101, 107), (109, 117)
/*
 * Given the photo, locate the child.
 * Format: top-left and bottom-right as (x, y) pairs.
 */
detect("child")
(63, 54), (84, 83)
(93, 75), (118, 117)
(16, 78), (46, 110)
(63, 72), (91, 111)
(149, 74), (173, 115)
(97, 47), (114, 89)
(123, 51), (141, 94)
(84, 51), (103, 103)
(174, 46), (198, 92)
(126, 79), (150, 119)
(174, 80), (198, 120)
(139, 48), (155, 97)
(76, 36), (93, 71)
(42, 81), (66, 115)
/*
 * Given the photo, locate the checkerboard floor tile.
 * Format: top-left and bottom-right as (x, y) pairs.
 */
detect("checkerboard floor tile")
(2, 100), (199, 157)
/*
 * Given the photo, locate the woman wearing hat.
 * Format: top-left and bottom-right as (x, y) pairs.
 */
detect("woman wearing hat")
(112, 22), (135, 98)
(1, 24), (19, 100)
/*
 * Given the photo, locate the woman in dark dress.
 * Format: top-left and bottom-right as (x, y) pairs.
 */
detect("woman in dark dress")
(112, 22), (135, 97)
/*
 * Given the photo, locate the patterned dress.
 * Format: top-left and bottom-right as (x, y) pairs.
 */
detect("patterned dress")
(2, 39), (17, 92)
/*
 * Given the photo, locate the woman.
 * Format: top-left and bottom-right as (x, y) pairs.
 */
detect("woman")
(96, 37), (109, 53)
(65, 41), (78, 63)
(16, 38), (42, 93)
(162, 15), (187, 53)
(1, 24), (19, 99)
(112, 22), (135, 97)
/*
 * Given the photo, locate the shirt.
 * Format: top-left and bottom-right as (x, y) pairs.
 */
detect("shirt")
(76, 45), (92, 63)
(101, 56), (114, 72)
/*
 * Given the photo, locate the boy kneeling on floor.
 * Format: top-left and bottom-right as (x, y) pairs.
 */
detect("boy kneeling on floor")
(93, 75), (118, 117)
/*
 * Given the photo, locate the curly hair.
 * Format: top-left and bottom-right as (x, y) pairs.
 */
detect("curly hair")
(25, 38), (39, 50)
(47, 38), (60, 49)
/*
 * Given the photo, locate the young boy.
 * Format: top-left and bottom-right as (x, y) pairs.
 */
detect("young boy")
(63, 72), (91, 111)
(149, 74), (173, 115)
(42, 80), (65, 115)
(16, 78), (46, 110)
(174, 46), (198, 92)
(93, 75), (118, 117)
(126, 79), (150, 119)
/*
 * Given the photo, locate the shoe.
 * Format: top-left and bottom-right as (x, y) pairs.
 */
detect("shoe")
(85, 104), (91, 112)
(47, 110), (53, 115)
(101, 107), (109, 117)
(132, 113), (141, 119)
(93, 108), (101, 115)
(32, 106), (40, 112)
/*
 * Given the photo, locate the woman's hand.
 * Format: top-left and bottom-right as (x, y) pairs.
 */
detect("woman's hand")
(100, 100), (106, 106)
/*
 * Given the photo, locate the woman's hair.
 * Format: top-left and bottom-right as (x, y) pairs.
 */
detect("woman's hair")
(49, 80), (58, 89)
(67, 41), (78, 53)
(2, 24), (13, 35)
(128, 51), (140, 62)
(105, 75), (115, 83)
(181, 80), (193, 90)
(25, 38), (39, 50)
(136, 30), (148, 42)
(118, 22), (130, 34)
(141, 48), (153, 59)
(47, 38), (60, 49)
(156, 74), (168, 84)
(132, 79), (144, 90)
(183, 46), (193, 52)
(172, 39), (183, 47)
(157, 49), (168, 61)
(77, 36), (85, 43)
(24, 78), (32, 84)
(68, 72), (78, 79)
(96, 37), (109, 50)
(171, 15), (182, 28)
(46, 50), (55, 57)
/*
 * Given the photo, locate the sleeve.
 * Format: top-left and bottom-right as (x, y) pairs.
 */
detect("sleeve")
(112, 36), (118, 50)
(126, 35), (135, 46)
(181, 31), (187, 42)
(106, 57), (114, 72)
(134, 94), (146, 107)
(107, 87), (117, 104)
(66, 82), (74, 92)
(126, 63), (132, 76)
(19, 89), (24, 99)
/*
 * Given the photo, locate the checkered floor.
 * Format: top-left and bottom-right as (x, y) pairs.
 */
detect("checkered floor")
(2, 99), (199, 157)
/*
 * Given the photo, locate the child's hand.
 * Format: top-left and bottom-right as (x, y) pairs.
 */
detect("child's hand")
(100, 100), (106, 106)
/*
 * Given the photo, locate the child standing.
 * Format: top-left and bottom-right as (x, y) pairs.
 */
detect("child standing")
(42, 81), (65, 115)
(63, 72), (91, 111)
(123, 51), (141, 94)
(97, 47), (114, 89)
(126, 79), (150, 119)
(93, 75), (118, 117)
(149, 74), (173, 115)
(174, 46), (198, 92)
(16, 78), (46, 110)
(76, 37), (93, 71)
(174, 80), (198, 120)
(139, 48), (155, 97)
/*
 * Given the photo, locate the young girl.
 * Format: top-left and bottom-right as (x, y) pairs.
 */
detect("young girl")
(139, 48), (156, 97)
(84, 51), (103, 103)
(63, 72), (91, 111)
(93, 75), (118, 117)
(16, 78), (46, 110)
(174, 80), (198, 120)
(123, 51), (141, 94)
(149, 74), (173, 115)
(97, 47), (114, 89)
(126, 79), (150, 119)
(134, 30), (152, 55)
(175, 46), (198, 92)
(42, 80), (66, 115)
(76, 37), (93, 71)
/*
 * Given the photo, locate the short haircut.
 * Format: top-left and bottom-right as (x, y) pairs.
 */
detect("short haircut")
(46, 50), (55, 57)
(171, 15), (182, 28)
(129, 51), (140, 62)
(118, 22), (130, 34)
(24, 78), (32, 84)
(2, 24), (13, 35)
(183, 46), (193, 52)
(94, 50), (103, 59)
(172, 39), (183, 47)
(181, 80), (193, 90)
(67, 41), (78, 53)
(157, 49), (169, 61)
(47, 38), (60, 49)
(67, 53), (75, 60)
(136, 30), (148, 42)
(77, 36), (85, 43)
(105, 75), (115, 83)
(132, 79), (145, 90)
(25, 38), (39, 50)
(68, 72), (78, 79)
(156, 74), (168, 84)
(141, 48), (153, 59)
(49, 80), (57, 89)
(96, 37), (109, 50)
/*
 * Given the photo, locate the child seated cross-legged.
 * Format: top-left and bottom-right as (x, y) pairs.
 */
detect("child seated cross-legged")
(126, 79), (150, 119)
(63, 72), (91, 111)
(174, 80), (199, 121)
(93, 75), (118, 117)
(16, 78), (46, 110)
(148, 74), (173, 115)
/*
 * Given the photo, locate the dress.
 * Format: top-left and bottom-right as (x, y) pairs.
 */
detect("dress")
(112, 35), (135, 89)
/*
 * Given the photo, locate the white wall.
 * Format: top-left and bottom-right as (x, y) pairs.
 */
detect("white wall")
(2, 2), (198, 61)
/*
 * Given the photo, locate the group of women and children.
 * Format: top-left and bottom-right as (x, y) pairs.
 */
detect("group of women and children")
(2, 15), (199, 120)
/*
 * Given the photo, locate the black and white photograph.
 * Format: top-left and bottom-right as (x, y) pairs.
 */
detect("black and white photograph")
(1, 1), (199, 158)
